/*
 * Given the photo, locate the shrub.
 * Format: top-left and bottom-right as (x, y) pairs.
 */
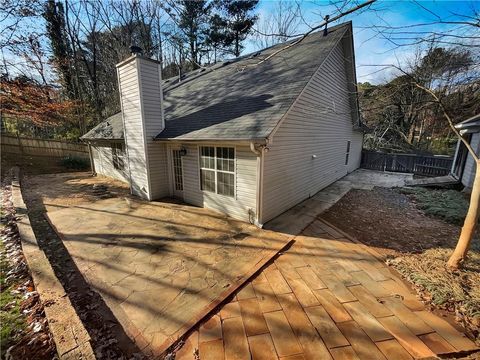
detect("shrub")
(399, 187), (469, 225)
(60, 155), (90, 170)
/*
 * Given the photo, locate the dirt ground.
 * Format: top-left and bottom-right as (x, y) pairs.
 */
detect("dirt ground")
(323, 187), (480, 342)
(322, 187), (461, 256)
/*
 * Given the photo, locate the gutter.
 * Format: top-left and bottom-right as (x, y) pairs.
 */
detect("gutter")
(250, 141), (269, 227)
(153, 137), (268, 144)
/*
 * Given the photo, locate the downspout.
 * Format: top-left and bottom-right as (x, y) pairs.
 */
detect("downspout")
(250, 142), (264, 227)
(451, 139), (461, 179)
(87, 142), (96, 176)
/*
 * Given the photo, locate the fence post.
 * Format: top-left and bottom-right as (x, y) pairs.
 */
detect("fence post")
(17, 132), (23, 155)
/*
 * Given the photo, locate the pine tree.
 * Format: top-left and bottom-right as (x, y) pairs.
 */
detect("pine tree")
(43, 0), (74, 99)
(205, 14), (228, 62)
(167, 0), (212, 69)
(218, 0), (259, 57)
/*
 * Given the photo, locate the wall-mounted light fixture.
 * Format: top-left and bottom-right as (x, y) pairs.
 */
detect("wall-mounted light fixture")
(179, 146), (187, 157)
(312, 154), (317, 159)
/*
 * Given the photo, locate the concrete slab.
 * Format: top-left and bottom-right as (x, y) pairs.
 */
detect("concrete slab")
(343, 169), (413, 188)
(46, 197), (290, 357)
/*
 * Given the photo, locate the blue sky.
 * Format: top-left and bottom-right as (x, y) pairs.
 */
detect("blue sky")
(250, 0), (479, 83)
(2, 0), (477, 85)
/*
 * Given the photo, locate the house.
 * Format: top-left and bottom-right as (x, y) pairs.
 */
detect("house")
(81, 21), (364, 226)
(451, 113), (480, 189)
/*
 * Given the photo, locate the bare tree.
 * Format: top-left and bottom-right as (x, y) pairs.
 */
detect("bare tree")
(358, 1), (479, 269)
(253, 0), (303, 49)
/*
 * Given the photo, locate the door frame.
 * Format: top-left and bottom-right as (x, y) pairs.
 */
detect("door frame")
(452, 134), (471, 179)
(169, 145), (184, 199)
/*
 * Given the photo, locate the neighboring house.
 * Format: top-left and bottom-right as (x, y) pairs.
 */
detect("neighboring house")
(81, 21), (364, 226)
(451, 113), (480, 189)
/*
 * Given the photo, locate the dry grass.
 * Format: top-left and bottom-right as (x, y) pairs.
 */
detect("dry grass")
(388, 244), (480, 338)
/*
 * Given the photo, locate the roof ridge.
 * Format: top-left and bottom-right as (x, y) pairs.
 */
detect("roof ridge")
(162, 21), (352, 93)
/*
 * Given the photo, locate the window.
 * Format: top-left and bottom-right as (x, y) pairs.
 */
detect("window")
(200, 146), (235, 197)
(112, 143), (125, 170)
(345, 140), (351, 165)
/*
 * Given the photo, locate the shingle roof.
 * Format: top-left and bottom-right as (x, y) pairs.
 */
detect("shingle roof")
(82, 22), (351, 142)
(81, 112), (124, 140)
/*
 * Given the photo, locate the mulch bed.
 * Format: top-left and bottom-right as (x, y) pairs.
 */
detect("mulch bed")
(1, 174), (56, 359)
(322, 187), (480, 343)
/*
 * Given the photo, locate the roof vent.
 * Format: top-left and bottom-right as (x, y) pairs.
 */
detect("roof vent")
(249, 52), (261, 59)
(130, 45), (143, 56)
(323, 15), (330, 36)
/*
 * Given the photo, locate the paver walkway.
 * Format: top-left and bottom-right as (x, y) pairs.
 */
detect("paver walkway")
(177, 218), (478, 359)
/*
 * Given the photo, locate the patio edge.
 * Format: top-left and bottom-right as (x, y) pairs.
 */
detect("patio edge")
(159, 236), (296, 357)
(11, 167), (95, 360)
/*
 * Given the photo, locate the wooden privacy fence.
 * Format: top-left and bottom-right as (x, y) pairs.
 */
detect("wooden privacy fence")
(361, 150), (453, 177)
(1, 134), (89, 159)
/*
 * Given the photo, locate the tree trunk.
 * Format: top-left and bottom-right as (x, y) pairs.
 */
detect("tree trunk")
(235, 32), (240, 57)
(447, 160), (480, 269)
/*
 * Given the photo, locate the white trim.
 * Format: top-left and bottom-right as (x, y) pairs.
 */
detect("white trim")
(171, 147), (185, 198)
(166, 143), (174, 196)
(198, 144), (236, 199)
(136, 58), (153, 200)
(343, 25), (362, 127)
(451, 139), (461, 174)
(157, 63), (165, 132)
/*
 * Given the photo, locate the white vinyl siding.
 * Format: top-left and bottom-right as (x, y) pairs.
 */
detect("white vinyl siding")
(261, 37), (363, 223)
(117, 57), (168, 200)
(118, 60), (149, 198)
(139, 59), (169, 199)
(461, 133), (480, 188)
(175, 143), (257, 222)
(91, 143), (129, 183)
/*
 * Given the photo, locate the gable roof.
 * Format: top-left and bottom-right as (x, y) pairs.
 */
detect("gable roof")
(82, 22), (353, 142)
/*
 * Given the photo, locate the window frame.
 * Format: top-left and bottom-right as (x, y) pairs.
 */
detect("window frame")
(198, 145), (236, 198)
(112, 142), (125, 170)
(345, 140), (351, 166)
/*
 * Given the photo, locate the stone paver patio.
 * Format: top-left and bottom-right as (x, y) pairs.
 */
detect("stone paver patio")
(177, 219), (478, 360)
(32, 171), (478, 359)
(46, 197), (289, 357)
